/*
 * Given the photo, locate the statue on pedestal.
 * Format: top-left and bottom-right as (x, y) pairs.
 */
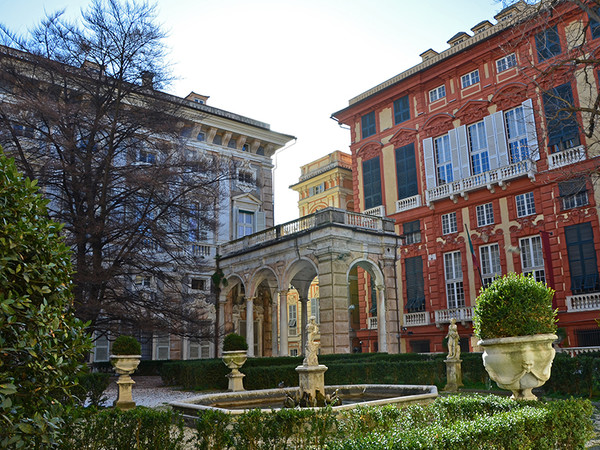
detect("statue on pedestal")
(303, 316), (319, 366)
(446, 318), (461, 360)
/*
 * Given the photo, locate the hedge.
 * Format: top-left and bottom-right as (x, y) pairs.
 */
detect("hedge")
(190, 395), (593, 449)
(60, 407), (184, 449)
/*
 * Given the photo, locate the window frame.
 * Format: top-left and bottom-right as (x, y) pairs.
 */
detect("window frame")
(504, 105), (530, 163)
(403, 220), (421, 245)
(444, 251), (465, 310)
(479, 243), (502, 287)
(362, 156), (382, 210)
(468, 121), (490, 175)
(434, 134), (453, 185)
(461, 69), (480, 89)
(520, 235), (546, 283)
(516, 192), (536, 217)
(288, 303), (297, 336)
(442, 212), (458, 235)
(476, 202), (494, 227)
(395, 143), (418, 200)
(393, 95), (410, 124)
(496, 53), (517, 73)
(429, 85), (446, 103)
(361, 111), (376, 139)
(535, 25), (562, 62)
(237, 210), (254, 238)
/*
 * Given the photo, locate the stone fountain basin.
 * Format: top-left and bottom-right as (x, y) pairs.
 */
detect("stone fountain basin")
(170, 384), (438, 416)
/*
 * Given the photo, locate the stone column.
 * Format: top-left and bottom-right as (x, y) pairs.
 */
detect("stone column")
(300, 297), (308, 355)
(279, 290), (289, 356)
(271, 295), (278, 356)
(376, 284), (387, 353)
(218, 292), (227, 358)
(246, 297), (255, 357)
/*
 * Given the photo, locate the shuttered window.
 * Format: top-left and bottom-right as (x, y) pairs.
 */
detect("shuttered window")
(362, 156), (382, 210)
(543, 83), (580, 153)
(535, 26), (561, 61)
(566, 222), (599, 294)
(405, 256), (425, 312)
(361, 111), (376, 138)
(393, 95), (410, 124)
(395, 143), (418, 200)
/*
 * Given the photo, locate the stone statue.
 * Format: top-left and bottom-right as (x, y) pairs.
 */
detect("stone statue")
(303, 316), (319, 366)
(446, 318), (460, 360)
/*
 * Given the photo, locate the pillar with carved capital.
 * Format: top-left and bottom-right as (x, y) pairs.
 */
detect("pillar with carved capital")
(246, 297), (255, 357)
(271, 296), (278, 356)
(279, 290), (289, 356)
(300, 297), (308, 355)
(376, 284), (388, 353)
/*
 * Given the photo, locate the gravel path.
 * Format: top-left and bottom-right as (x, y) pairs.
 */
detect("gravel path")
(102, 376), (201, 408)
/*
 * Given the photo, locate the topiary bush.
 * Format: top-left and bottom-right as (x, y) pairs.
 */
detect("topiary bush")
(0, 149), (91, 448)
(111, 335), (141, 355)
(223, 333), (248, 351)
(473, 272), (557, 340)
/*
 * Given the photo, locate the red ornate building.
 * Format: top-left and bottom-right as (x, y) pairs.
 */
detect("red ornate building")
(332, 1), (600, 353)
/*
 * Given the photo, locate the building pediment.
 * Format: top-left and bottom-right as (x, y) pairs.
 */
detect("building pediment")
(423, 113), (454, 138)
(357, 140), (383, 160)
(454, 100), (489, 124)
(491, 82), (528, 111)
(389, 127), (418, 148)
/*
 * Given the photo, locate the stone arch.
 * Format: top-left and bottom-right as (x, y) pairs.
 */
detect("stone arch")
(346, 257), (388, 353)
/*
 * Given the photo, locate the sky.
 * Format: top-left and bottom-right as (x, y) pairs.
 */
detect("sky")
(1, 0), (504, 224)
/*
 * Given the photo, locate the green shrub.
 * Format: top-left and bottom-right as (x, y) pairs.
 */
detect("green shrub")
(76, 372), (111, 407)
(61, 406), (184, 449)
(0, 149), (92, 448)
(112, 334), (141, 355)
(473, 272), (557, 339)
(223, 333), (248, 351)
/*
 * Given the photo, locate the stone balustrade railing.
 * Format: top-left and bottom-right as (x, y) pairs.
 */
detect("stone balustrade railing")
(548, 145), (586, 170)
(403, 311), (430, 327)
(396, 194), (422, 213)
(565, 292), (600, 312)
(220, 207), (395, 256)
(557, 346), (600, 357)
(368, 317), (378, 330)
(362, 205), (386, 217)
(434, 306), (474, 324)
(425, 159), (535, 205)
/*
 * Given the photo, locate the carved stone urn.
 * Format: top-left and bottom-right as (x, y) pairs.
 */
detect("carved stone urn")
(110, 355), (141, 410)
(222, 350), (247, 391)
(478, 333), (557, 400)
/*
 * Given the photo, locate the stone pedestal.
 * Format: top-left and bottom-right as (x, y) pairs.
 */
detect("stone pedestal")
(296, 364), (328, 399)
(443, 359), (463, 392)
(114, 374), (136, 410)
(226, 371), (246, 392)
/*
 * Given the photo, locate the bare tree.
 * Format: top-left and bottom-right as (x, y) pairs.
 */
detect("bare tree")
(497, 0), (600, 189)
(0, 0), (232, 342)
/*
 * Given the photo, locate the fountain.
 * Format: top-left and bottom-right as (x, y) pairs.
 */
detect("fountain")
(170, 317), (437, 417)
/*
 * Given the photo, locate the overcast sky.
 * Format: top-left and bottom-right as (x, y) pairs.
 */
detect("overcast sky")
(2, 0), (503, 224)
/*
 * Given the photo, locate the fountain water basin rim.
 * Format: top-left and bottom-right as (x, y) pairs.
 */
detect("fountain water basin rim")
(170, 384), (438, 416)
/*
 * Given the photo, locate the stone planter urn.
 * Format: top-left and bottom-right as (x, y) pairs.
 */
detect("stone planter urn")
(478, 333), (557, 400)
(222, 350), (247, 391)
(110, 355), (141, 410)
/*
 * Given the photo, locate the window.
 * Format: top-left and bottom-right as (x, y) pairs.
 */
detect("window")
(480, 243), (502, 287)
(444, 251), (465, 309)
(496, 53), (517, 73)
(468, 121), (489, 175)
(442, 212), (458, 235)
(362, 156), (382, 210)
(559, 177), (588, 210)
(393, 95), (410, 124)
(197, 132), (205, 141)
(94, 333), (110, 362)
(395, 143), (418, 200)
(543, 83), (580, 153)
(134, 275), (152, 287)
(188, 203), (207, 242)
(434, 135), (453, 185)
(138, 150), (156, 164)
(535, 26), (561, 62)
(155, 334), (170, 360)
(504, 106), (530, 162)
(188, 341), (210, 359)
(361, 111), (376, 138)
(410, 340), (430, 353)
(520, 235), (545, 283)
(405, 256), (425, 312)
(228, 138), (237, 149)
(212, 134), (222, 145)
(461, 69), (480, 88)
(12, 123), (35, 138)
(190, 278), (206, 291)
(288, 304), (297, 336)
(476, 202), (494, 227)
(429, 85), (446, 103)
(591, 8), (600, 40)
(310, 298), (320, 324)
(516, 192), (536, 217)
(566, 222), (599, 293)
(290, 348), (298, 356)
(403, 220), (421, 244)
(310, 182), (325, 196)
(237, 210), (254, 237)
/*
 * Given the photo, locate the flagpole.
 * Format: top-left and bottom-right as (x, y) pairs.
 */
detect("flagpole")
(465, 224), (484, 286)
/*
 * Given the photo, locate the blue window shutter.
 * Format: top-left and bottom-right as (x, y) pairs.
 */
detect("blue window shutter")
(448, 128), (461, 183)
(393, 95), (410, 124)
(361, 112), (376, 139)
(362, 156), (382, 210)
(395, 143), (418, 200)
(484, 115), (499, 170)
(493, 111), (509, 167)
(423, 138), (436, 189)
(521, 98), (539, 160)
(456, 125), (470, 178)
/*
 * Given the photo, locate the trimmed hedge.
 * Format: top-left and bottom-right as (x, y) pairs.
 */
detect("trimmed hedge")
(190, 395), (593, 449)
(60, 407), (184, 449)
